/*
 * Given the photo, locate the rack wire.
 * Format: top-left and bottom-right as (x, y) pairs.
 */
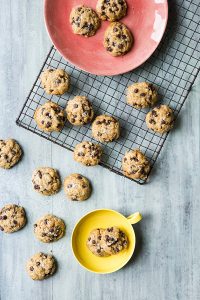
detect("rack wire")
(16, 0), (200, 184)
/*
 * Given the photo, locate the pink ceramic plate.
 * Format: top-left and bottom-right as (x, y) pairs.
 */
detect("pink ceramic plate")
(44, 0), (168, 76)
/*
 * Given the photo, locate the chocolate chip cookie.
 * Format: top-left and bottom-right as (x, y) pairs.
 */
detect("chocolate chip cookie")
(26, 252), (56, 280)
(70, 6), (100, 37)
(96, 0), (127, 21)
(32, 167), (61, 196)
(40, 69), (70, 95)
(73, 141), (102, 166)
(64, 173), (91, 201)
(127, 82), (158, 108)
(101, 226), (128, 255)
(66, 96), (94, 125)
(0, 139), (22, 169)
(0, 204), (26, 233)
(104, 22), (133, 56)
(146, 105), (174, 134)
(34, 101), (65, 132)
(122, 149), (151, 180)
(34, 214), (65, 243)
(86, 228), (109, 257)
(92, 115), (120, 142)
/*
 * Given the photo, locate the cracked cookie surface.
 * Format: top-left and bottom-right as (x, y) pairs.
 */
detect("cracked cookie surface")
(32, 167), (61, 196)
(92, 115), (120, 142)
(0, 204), (26, 233)
(74, 141), (102, 166)
(64, 173), (91, 201)
(96, 0), (127, 21)
(34, 101), (65, 132)
(104, 22), (133, 56)
(122, 149), (151, 180)
(70, 6), (100, 37)
(146, 105), (174, 134)
(26, 252), (56, 280)
(66, 96), (94, 125)
(0, 139), (22, 169)
(34, 214), (65, 243)
(127, 82), (158, 108)
(40, 69), (70, 95)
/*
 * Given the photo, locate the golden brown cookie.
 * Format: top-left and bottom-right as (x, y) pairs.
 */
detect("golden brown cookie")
(73, 141), (102, 166)
(0, 139), (22, 169)
(127, 82), (158, 108)
(92, 115), (120, 142)
(66, 96), (94, 125)
(96, 0), (127, 21)
(40, 69), (70, 95)
(64, 173), (91, 201)
(146, 105), (174, 134)
(0, 204), (26, 233)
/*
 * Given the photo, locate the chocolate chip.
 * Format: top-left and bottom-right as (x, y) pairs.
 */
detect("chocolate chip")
(161, 120), (166, 125)
(149, 119), (156, 124)
(113, 27), (118, 32)
(71, 118), (75, 123)
(67, 184), (72, 188)
(152, 110), (158, 117)
(118, 44), (123, 49)
(122, 35), (127, 40)
(13, 220), (18, 225)
(36, 262), (40, 266)
(77, 175), (82, 179)
(106, 47), (112, 52)
(92, 240), (96, 244)
(30, 267), (34, 271)
(140, 93), (146, 97)
(38, 171), (42, 179)
(2, 215), (7, 220)
(73, 104), (78, 108)
(0, 226), (4, 231)
(98, 236), (101, 240)
(88, 237), (91, 241)
(34, 184), (40, 190)
(49, 89), (54, 93)
(34, 224), (37, 228)
(46, 122), (52, 128)
(97, 249), (101, 253)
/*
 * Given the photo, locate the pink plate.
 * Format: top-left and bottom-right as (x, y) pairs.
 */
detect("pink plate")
(44, 0), (168, 76)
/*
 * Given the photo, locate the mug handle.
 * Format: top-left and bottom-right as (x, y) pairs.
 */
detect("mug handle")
(127, 212), (142, 225)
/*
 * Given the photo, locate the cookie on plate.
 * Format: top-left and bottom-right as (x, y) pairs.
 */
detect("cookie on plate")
(0, 139), (22, 169)
(26, 252), (56, 280)
(66, 96), (94, 125)
(40, 69), (70, 95)
(92, 115), (120, 142)
(0, 204), (26, 233)
(96, 0), (127, 21)
(146, 105), (174, 134)
(34, 214), (65, 243)
(70, 6), (100, 37)
(73, 141), (102, 166)
(34, 101), (65, 132)
(104, 22), (133, 56)
(64, 173), (91, 201)
(32, 167), (61, 196)
(127, 82), (158, 108)
(86, 228), (109, 257)
(101, 226), (128, 255)
(122, 149), (151, 180)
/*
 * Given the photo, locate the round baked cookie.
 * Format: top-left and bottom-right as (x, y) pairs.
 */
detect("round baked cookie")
(104, 22), (133, 56)
(96, 0), (127, 21)
(34, 214), (65, 243)
(40, 69), (70, 95)
(146, 105), (174, 134)
(92, 115), (120, 142)
(74, 141), (102, 166)
(127, 82), (158, 108)
(34, 101), (65, 132)
(64, 173), (91, 201)
(101, 227), (128, 255)
(70, 6), (100, 37)
(32, 167), (61, 196)
(66, 96), (94, 125)
(0, 139), (22, 169)
(26, 252), (56, 280)
(87, 228), (109, 257)
(122, 149), (151, 180)
(0, 204), (26, 233)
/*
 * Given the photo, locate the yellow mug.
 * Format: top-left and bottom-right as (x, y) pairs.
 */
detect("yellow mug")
(71, 209), (142, 274)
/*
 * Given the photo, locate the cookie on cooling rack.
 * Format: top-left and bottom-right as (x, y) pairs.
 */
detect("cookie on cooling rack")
(73, 141), (103, 166)
(92, 115), (120, 142)
(66, 96), (94, 125)
(34, 101), (65, 132)
(122, 149), (151, 180)
(40, 69), (70, 95)
(146, 105), (174, 134)
(127, 82), (158, 108)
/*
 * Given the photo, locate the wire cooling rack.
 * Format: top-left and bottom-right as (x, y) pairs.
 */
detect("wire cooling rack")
(16, 0), (200, 184)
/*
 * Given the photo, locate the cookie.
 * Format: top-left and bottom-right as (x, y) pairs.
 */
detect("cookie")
(0, 204), (26, 233)
(96, 0), (127, 21)
(0, 139), (22, 169)
(92, 115), (120, 142)
(86, 228), (109, 257)
(101, 226), (128, 255)
(40, 69), (70, 95)
(104, 22), (133, 56)
(122, 149), (151, 180)
(74, 141), (102, 166)
(70, 6), (100, 37)
(32, 167), (61, 196)
(34, 214), (65, 243)
(146, 105), (174, 134)
(64, 173), (91, 201)
(66, 96), (94, 125)
(127, 82), (158, 108)
(34, 101), (65, 132)
(26, 252), (56, 280)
